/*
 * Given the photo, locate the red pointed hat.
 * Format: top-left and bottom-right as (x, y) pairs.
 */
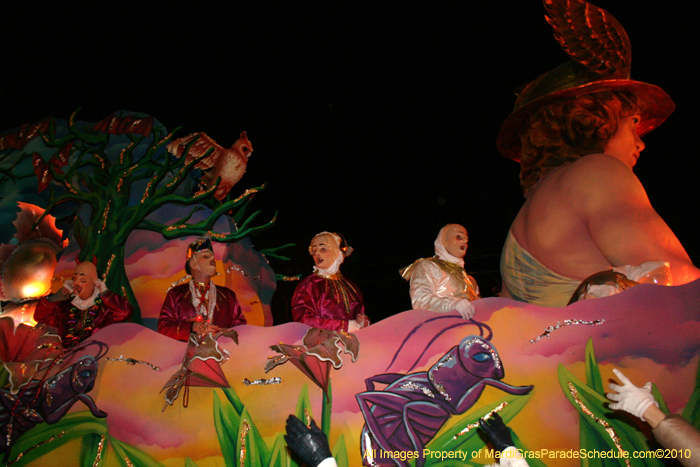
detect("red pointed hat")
(496, 0), (675, 162)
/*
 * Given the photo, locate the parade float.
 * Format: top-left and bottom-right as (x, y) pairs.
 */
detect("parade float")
(2, 0), (699, 465)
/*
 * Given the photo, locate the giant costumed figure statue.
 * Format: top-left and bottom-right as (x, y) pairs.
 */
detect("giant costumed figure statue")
(497, 0), (700, 306)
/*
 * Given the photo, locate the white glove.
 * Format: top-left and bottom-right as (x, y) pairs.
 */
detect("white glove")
(606, 368), (658, 421)
(62, 279), (75, 293)
(94, 279), (108, 294)
(347, 319), (361, 332)
(455, 299), (476, 320)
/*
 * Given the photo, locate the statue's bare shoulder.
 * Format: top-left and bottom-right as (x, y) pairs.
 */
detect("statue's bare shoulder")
(560, 154), (647, 209)
(560, 154), (697, 282)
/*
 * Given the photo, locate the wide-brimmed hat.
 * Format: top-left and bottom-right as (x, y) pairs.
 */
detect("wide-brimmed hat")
(497, 0), (675, 162)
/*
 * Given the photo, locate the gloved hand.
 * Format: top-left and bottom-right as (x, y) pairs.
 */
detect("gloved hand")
(284, 415), (333, 467)
(455, 299), (476, 319)
(47, 287), (70, 302)
(355, 313), (370, 329)
(606, 368), (658, 421)
(348, 319), (361, 332)
(479, 413), (514, 452)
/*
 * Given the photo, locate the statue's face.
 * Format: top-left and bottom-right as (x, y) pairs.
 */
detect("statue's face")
(310, 235), (339, 270)
(73, 262), (97, 300)
(190, 250), (217, 278)
(605, 114), (644, 169)
(442, 224), (469, 259)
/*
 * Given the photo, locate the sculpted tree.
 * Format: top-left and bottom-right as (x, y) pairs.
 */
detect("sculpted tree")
(0, 110), (284, 322)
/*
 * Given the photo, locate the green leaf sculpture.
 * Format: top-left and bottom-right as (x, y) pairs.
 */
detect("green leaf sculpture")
(423, 392), (532, 466)
(214, 390), (242, 467)
(267, 433), (291, 467)
(9, 411), (107, 466)
(7, 410), (161, 467)
(234, 407), (271, 467)
(331, 434), (349, 467)
(558, 347), (663, 467)
(295, 384), (314, 424)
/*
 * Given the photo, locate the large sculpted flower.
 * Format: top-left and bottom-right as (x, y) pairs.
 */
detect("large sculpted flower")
(0, 317), (62, 393)
(265, 328), (360, 397)
(161, 329), (239, 409)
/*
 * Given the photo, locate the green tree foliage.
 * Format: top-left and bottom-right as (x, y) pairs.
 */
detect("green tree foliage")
(1, 110), (282, 322)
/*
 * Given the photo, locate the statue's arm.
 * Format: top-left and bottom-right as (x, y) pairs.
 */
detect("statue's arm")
(577, 154), (700, 284)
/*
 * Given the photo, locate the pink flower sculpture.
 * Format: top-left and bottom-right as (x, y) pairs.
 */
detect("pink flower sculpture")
(0, 317), (62, 394)
(161, 328), (239, 409)
(265, 328), (360, 397)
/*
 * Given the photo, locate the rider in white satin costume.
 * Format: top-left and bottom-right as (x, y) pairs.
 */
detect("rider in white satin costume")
(401, 224), (480, 319)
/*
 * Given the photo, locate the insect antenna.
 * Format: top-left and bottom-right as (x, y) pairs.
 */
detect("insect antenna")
(34, 340), (109, 376)
(385, 316), (492, 372)
(71, 340), (109, 361)
(405, 322), (470, 372)
(470, 318), (493, 341)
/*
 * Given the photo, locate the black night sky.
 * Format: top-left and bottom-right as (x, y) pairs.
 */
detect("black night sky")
(2, 1), (698, 322)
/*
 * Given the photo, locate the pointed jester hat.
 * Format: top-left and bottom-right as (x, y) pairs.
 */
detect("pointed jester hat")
(496, 0), (675, 162)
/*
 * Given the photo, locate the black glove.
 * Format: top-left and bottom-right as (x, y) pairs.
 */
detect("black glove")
(284, 415), (333, 467)
(479, 413), (514, 452)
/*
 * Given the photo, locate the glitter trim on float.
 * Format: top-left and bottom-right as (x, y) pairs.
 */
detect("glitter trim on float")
(98, 201), (110, 234)
(234, 188), (259, 203)
(106, 355), (160, 371)
(227, 264), (261, 281)
(167, 275), (191, 293)
(529, 319), (605, 344)
(92, 435), (106, 467)
(102, 254), (115, 281)
(567, 381), (630, 467)
(208, 230), (227, 240)
(243, 377), (281, 386)
(429, 355), (454, 401)
(7, 430), (67, 465)
(93, 153), (106, 170)
(399, 381), (435, 398)
(140, 176), (157, 204)
(239, 419), (251, 465)
(463, 337), (501, 370)
(453, 402), (509, 439)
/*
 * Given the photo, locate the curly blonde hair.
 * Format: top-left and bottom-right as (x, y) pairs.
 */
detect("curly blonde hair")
(519, 91), (639, 192)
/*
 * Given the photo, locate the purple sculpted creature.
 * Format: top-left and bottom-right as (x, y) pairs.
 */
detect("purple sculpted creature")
(0, 345), (107, 457)
(356, 335), (533, 467)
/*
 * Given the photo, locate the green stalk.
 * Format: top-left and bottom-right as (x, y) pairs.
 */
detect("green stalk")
(322, 379), (333, 439)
